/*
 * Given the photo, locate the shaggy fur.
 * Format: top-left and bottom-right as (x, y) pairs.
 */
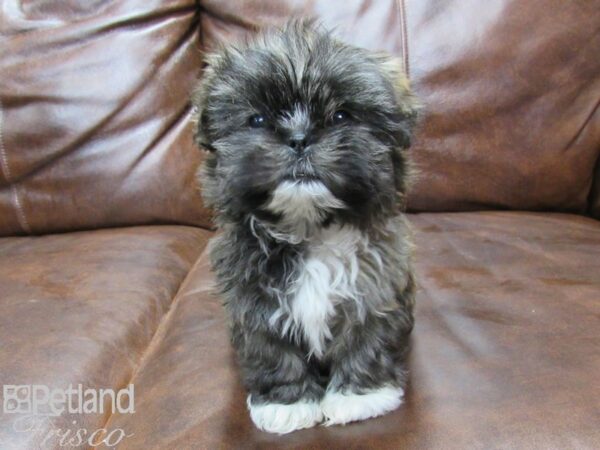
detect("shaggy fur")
(193, 20), (418, 434)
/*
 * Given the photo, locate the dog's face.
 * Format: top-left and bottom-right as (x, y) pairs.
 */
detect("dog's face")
(194, 21), (418, 230)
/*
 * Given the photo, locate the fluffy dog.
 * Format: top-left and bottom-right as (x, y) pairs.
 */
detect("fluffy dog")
(193, 20), (418, 434)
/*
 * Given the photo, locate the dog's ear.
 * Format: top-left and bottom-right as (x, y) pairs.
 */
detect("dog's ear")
(191, 54), (222, 153)
(376, 56), (420, 149)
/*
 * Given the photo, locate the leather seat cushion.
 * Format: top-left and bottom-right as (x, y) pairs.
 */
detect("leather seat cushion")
(0, 225), (210, 448)
(99, 212), (600, 449)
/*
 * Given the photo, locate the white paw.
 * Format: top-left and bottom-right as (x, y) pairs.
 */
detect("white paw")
(247, 395), (323, 434)
(321, 385), (404, 426)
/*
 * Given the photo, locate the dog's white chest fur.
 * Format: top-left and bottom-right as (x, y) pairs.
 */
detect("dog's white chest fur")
(285, 225), (362, 357)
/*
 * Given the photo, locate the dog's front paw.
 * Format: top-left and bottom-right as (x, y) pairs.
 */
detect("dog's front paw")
(321, 385), (404, 426)
(247, 395), (323, 434)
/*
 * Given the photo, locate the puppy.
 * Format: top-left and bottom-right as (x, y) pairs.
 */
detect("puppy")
(193, 20), (418, 434)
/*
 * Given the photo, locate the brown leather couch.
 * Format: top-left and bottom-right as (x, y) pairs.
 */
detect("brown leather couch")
(1, 1), (599, 449)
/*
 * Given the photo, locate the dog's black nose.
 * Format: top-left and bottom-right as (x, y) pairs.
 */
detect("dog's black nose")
(289, 134), (308, 154)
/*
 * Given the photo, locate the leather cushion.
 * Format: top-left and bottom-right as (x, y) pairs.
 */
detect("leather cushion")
(0, 225), (210, 448)
(2, 0), (598, 237)
(98, 212), (600, 449)
(0, 0), (210, 236)
(406, 0), (600, 213)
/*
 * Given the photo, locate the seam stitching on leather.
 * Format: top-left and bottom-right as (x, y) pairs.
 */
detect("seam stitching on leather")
(0, 99), (12, 181)
(11, 184), (32, 233)
(95, 244), (208, 440)
(397, 0), (410, 77)
(0, 99), (31, 233)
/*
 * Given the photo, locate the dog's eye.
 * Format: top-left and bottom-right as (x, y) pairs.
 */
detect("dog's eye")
(331, 110), (351, 124)
(248, 114), (267, 128)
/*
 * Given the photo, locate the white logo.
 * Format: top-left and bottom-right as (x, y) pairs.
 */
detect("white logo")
(3, 384), (135, 417)
(2, 384), (135, 448)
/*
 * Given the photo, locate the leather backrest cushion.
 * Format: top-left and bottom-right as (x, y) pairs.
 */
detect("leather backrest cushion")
(2, 1), (599, 237)
(199, 0), (600, 214)
(0, 0), (211, 236)
(406, 0), (600, 213)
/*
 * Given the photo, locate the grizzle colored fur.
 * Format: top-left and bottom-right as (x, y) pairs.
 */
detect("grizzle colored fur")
(193, 21), (418, 433)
